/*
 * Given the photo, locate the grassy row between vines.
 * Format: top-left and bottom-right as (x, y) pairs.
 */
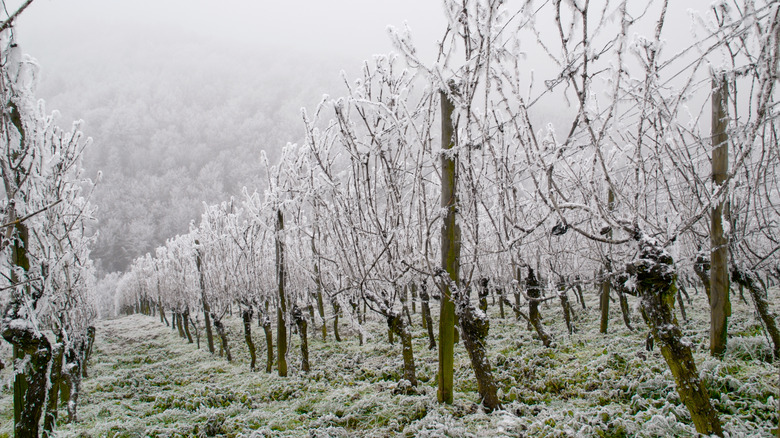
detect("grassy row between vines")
(0, 287), (777, 437)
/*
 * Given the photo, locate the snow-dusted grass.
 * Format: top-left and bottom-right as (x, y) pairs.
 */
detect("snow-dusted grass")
(0, 288), (777, 437)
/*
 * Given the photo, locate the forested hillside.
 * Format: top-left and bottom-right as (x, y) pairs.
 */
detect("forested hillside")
(31, 27), (347, 273)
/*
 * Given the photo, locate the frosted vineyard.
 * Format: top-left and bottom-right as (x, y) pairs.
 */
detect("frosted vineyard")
(0, 0), (778, 437)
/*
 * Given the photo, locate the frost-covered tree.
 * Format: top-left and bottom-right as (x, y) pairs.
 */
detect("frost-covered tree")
(302, 52), (444, 388)
(111, 0), (778, 433)
(506, 0), (779, 434)
(0, 15), (99, 437)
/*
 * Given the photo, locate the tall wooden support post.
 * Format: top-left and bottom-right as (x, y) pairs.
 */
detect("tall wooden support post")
(276, 208), (288, 377)
(599, 270), (610, 334)
(710, 74), (730, 358)
(600, 188), (615, 334)
(312, 236), (327, 342)
(437, 87), (459, 405)
(195, 240), (215, 354)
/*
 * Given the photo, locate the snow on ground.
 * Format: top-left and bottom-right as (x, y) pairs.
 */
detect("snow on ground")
(0, 287), (777, 437)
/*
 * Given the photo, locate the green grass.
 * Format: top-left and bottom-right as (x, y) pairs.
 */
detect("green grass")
(0, 287), (777, 437)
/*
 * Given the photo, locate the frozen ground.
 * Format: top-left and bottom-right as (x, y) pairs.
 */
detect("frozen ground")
(0, 288), (777, 437)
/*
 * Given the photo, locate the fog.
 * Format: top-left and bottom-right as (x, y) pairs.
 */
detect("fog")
(5, 0), (717, 274)
(16, 0), (448, 65)
(3, 0), (452, 273)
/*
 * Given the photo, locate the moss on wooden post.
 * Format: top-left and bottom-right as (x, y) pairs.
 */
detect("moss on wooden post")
(710, 73), (731, 358)
(275, 208), (288, 377)
(437, 87), (459, 405)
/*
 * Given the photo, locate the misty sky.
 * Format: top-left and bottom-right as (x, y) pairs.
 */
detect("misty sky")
(8, 0), (725, 113)
(12, 1), (718, 75)
(10, 0), (724, 160)
(14, 0), (448, 67)
(9, 0), (726, 140)
(3, 0), (725, 273)
(5, 0), (728, 155)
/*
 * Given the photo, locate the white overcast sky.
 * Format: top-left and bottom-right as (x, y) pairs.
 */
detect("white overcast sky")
(13, 0), (448, 65)
(11, 0), (717, 68)
(7, 0), (720, 124)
